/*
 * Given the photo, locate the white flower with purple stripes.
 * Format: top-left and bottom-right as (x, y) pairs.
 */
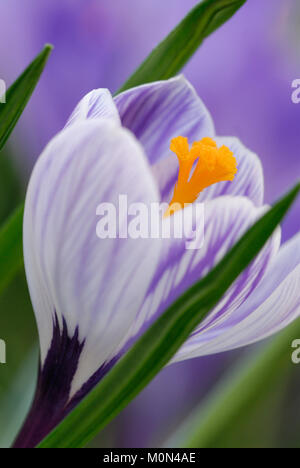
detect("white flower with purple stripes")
(16, 77), (300, 447)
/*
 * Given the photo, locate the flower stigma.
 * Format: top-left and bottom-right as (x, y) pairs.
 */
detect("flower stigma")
(165, 136), (238, 217)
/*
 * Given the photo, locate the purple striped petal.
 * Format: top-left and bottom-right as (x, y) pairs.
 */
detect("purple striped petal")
(65, 89), (121, 127)
(114, 76), (215, 166)
(174, 232), (300, 358)
(125, 197), (280, 346)
(23, 119), (161, 398)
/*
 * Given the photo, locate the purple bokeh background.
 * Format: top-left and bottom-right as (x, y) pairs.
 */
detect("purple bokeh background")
(1, 0), (300, 447)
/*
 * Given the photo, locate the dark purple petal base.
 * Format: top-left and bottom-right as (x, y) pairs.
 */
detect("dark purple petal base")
(13, 315), (117, 448)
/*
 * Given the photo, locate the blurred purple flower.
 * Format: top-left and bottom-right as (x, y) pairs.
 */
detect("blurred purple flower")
(14, 77), (300, 447)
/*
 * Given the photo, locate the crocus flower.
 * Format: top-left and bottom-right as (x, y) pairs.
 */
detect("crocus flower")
(15, 77), (300, 447)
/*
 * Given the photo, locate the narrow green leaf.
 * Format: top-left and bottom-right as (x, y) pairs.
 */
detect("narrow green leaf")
(0, 44), (52, 151)
(0, 45), (52, 293)
(0, 149), (22, 222)
(0, 346), (38, 448)
(117, 0), (247, 93)
(0, 204), (24, 296)
(37, 182), (300, 448)
(164, 317), (300, 448)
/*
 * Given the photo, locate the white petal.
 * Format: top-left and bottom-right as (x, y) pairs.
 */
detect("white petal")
(126, 197), (280, 346)
(114, 76), (215, 165)
(173, 232), (300, 361)
(65, 89), (121, 127)
(23, 119), (161, 397)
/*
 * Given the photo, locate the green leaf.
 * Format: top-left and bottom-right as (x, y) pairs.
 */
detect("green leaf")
(117, 0), (247, 93)
(0, 45), (52, 293)
(37, 182), (300, 448)
(0, 44), (52, 151)
(164, 317), (300, 448)
(0, 346), (38, 448)
(0, 149), (22, 222)
(0, 204), (24, 296)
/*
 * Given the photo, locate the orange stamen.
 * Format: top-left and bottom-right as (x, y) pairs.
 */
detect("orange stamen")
(165, 136), (237, 217)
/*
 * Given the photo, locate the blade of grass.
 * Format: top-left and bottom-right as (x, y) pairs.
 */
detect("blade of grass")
(164, 317), (300, 448)
(0, 149), (22, 222)
(0, 45), (52, 294)
(0, 205), (24, 296)
(0, 346), (38, 448)
(0, 44), (52, 151)
(117, 0), (246, 93)
(37, 182), (300, 448)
